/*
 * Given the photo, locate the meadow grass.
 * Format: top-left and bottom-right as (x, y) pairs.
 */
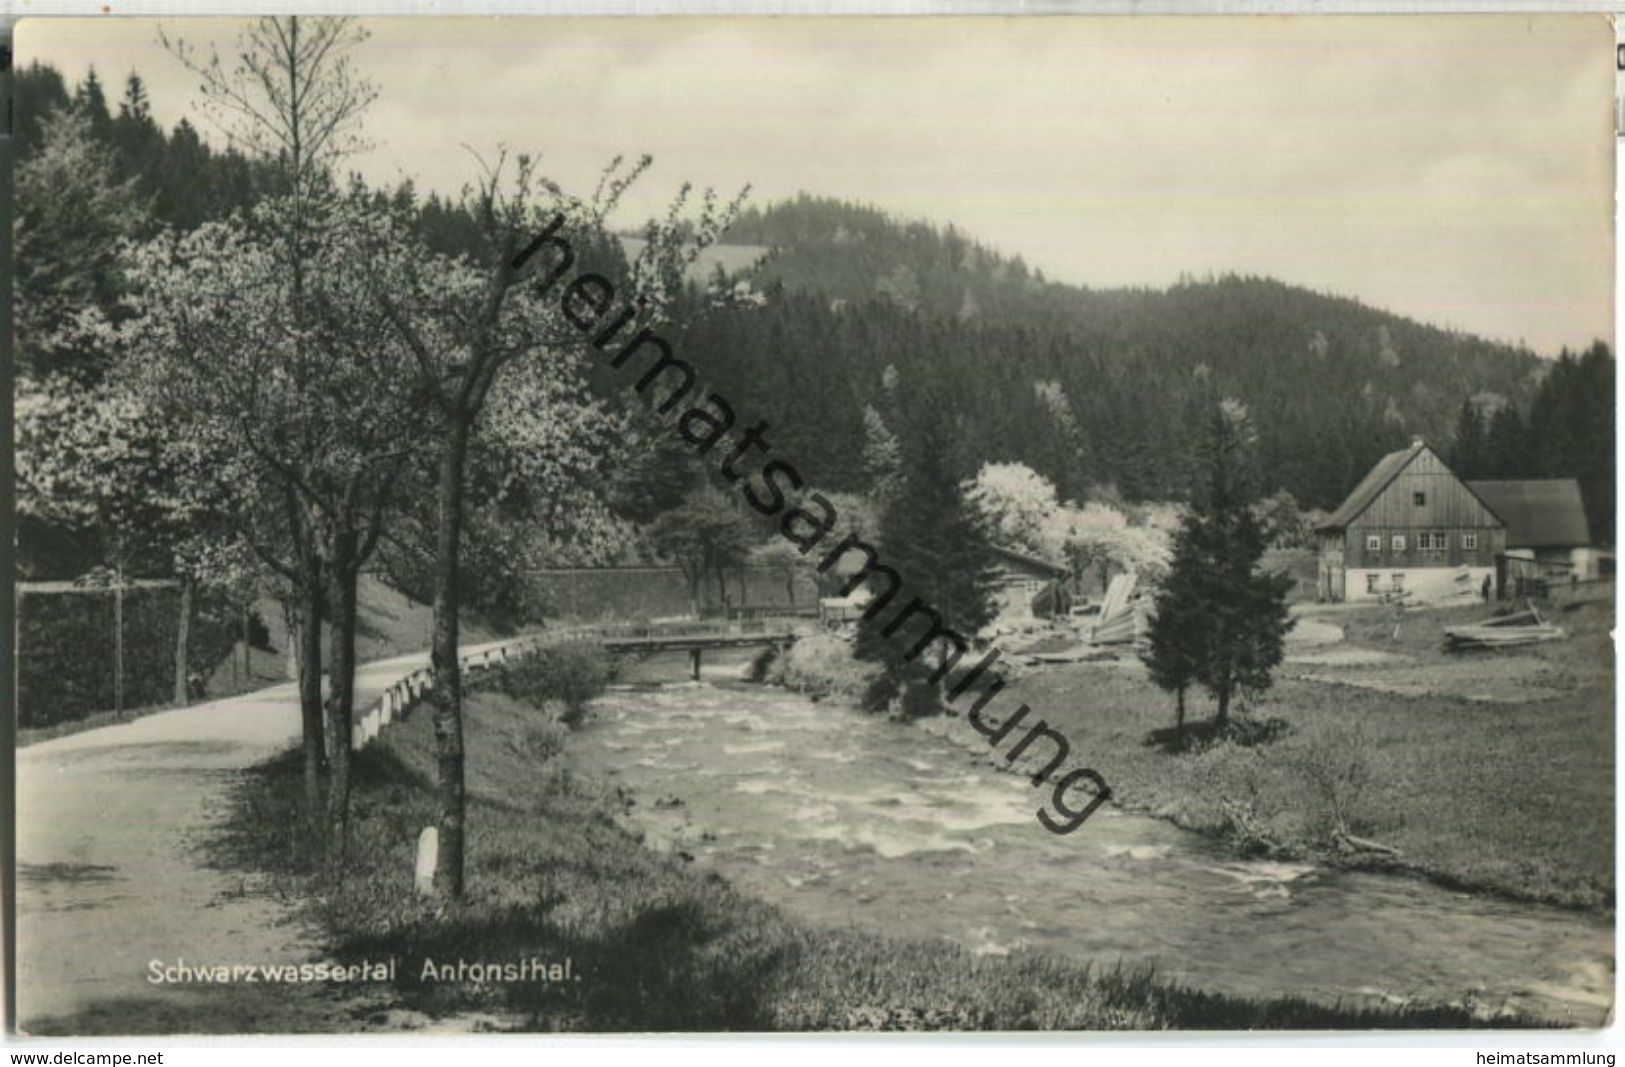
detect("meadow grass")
(1001, 598), (1614, 911)
(207, 688), (1537, 1031)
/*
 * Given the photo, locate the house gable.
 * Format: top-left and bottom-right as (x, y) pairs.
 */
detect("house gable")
(1318, 440), (1504, 532)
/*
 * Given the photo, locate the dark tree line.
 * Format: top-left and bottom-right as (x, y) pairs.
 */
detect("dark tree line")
(1449, 343), (1615, 546)
(679, 196), (1556, 512)
(24, 63), (1605, 560)
(15, 63), (281, 236)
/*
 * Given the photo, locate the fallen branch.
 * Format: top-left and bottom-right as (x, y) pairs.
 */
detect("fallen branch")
(1335, 830), (1401, 856)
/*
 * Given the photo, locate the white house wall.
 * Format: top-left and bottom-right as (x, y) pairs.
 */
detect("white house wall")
(1343, 566), (1494, 603)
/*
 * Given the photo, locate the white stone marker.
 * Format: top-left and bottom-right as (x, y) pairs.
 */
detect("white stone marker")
(415, 826), (438, 897)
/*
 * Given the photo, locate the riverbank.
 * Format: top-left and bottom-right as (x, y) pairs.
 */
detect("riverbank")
(928, 598), (1614, 914)
(209, 685), (1529, 1031)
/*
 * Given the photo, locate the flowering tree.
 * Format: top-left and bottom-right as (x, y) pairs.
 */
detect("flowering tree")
(965, 461), (1061, 560)
(1046, 501), (1173, 592)
(119, 194), (423, 856)
(365, 153), (742, 896)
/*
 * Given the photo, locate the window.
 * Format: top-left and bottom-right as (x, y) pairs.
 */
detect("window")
(1366, 574), (1381, 593)
(1413, 491), (1426, 507)
(1420, 532), (1447, 553)
(1462, 532), (1478, 550)
(1391, 573), (1405, 592)
(1365, 534), (1382, 553)
(1391, 534), (1406, 552)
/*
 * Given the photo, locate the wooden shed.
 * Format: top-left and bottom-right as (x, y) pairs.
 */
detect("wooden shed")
(988, 545), (1070, 623)
(1466, 478), (1598, 586)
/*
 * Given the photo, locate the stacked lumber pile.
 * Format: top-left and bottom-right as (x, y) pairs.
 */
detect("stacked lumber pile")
(1091, 573), (1150, 647)
(1443, 601), (1566, 652)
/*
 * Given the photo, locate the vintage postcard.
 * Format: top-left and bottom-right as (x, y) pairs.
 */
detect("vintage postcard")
(8, 14), (1616, 1038)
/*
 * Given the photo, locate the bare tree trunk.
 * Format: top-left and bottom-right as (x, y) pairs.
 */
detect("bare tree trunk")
(685, 569), (701, 619)
(325, 540), (359, 873)
(283, 598), (300, 680)
(298, 562), (327, 846)
(1215, 685), (1230, 725)
(431, 419), (471, 898)
(1174, 685), (1186, 750)
(173, 579), (193, 706)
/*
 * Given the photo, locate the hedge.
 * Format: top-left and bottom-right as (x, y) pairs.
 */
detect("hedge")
(16, 583), (242, 728)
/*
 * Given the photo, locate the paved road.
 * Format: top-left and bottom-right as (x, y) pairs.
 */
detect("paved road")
(15, 642), (507, 1032)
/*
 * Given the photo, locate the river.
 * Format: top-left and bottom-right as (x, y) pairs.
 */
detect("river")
(570, 653), (1613, 1026)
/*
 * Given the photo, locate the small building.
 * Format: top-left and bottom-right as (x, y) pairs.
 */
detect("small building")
(989, 544), (1070, 623)
(1315, 438), (1506, 602)
(1465, 478), (1598, 588)
(818, 551), (876, 627)
(816, 541), (1069, 628)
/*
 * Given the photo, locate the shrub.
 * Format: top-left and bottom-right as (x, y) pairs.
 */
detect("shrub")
(777, 632), (884, 705)
(1185, 742), (1291, 855)
(898, 679), (943, 720)
(485, 641), (613, 725)
(1144, 714), (1292, 753)
(17, 583), (236, 726)
(509, 721), (568, 764)
(1283, 721), (1374, 841)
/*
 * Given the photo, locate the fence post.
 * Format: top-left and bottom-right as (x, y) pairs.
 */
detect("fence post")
(414, 827), (438, 896)
(113, 580), (124, 719)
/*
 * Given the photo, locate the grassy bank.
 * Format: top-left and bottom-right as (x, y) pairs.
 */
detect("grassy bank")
(210, 685), (1533, 1030)
(993, 598), (1614, 912)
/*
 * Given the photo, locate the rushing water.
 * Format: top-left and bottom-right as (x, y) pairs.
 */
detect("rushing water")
(571, 654), (1613, 1025)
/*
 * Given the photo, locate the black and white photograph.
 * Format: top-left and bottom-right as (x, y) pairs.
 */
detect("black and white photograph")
(8, 13), (1617, 1038)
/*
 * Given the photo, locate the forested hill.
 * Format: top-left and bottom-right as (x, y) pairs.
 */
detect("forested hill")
(17, 59), (1574, 515)
(682, 196), (1552, 510)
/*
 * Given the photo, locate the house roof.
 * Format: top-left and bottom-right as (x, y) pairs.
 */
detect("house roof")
(1315, 439), (1427, 531)
(1464, 479), (1591, 548)
(990, 544), (1069, 577)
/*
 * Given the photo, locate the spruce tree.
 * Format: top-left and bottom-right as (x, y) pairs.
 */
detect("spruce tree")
(853, 377), (998, 715)
(1484, 405), (1528, 478)
(1142, 532), (1205, 750)
(72, 68), (112, 137)
(1143, 400), (1293, 733)
(1449, 396), (1487, 479)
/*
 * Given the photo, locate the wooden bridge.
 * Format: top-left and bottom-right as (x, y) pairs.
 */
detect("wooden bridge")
(352, 616), (809, 748)
(577, 619), (804, 679)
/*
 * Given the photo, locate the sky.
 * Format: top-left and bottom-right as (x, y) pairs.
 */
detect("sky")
(18, 14), (1616, 355)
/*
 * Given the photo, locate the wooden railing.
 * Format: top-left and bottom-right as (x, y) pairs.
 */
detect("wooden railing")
(350, 632), (556, 750)
(350, 617), (808, 749)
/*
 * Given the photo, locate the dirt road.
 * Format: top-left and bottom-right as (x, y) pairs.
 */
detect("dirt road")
(15, 644), (507, 1033)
